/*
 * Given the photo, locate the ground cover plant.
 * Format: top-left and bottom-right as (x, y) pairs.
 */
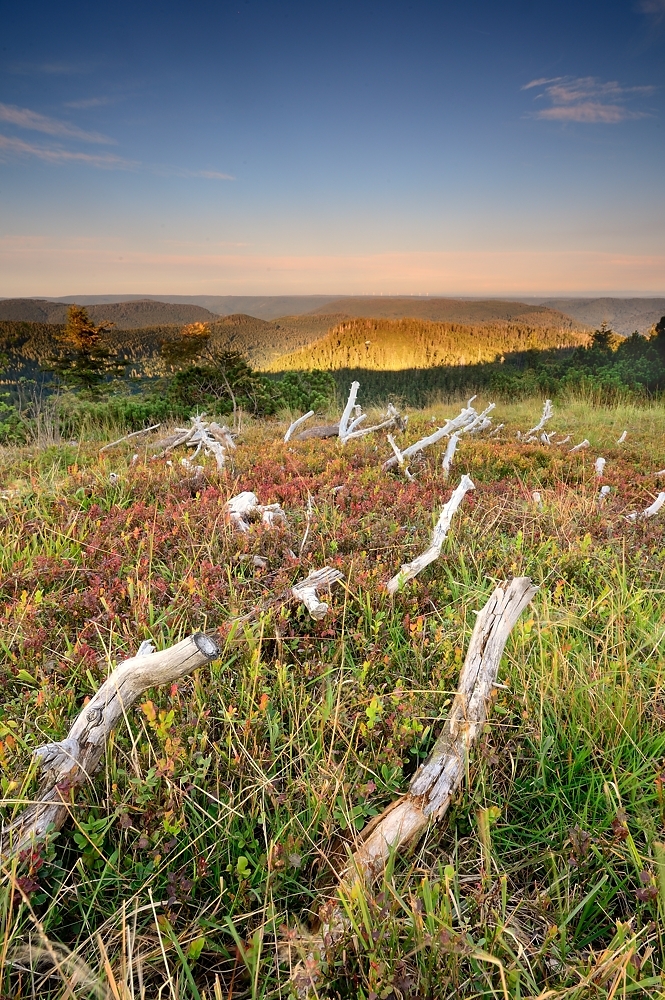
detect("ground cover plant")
(1, 397), (665, 998)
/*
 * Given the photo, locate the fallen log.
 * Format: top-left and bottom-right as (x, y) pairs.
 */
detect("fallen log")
(288, 577), (537, 996)
(291, 567), (344, 619)
(386, 474), (475, 594)
(295, 423), (340, 441)
(0, 634), (220, 860)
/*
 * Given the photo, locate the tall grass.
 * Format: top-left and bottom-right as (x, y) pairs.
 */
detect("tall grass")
(1, 398), (664, 998)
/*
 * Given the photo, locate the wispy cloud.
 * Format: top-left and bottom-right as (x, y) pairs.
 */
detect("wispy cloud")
(523, 75), (654, 123)
(0, 103), (114, 143)
(64, 97), (113, 110)
(0, 134), (233, 179)
(5, 60), (91, 76)
(0, 134), (135, 169)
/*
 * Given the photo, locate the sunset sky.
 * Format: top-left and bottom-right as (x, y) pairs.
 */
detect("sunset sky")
(1, 0), (664, 297)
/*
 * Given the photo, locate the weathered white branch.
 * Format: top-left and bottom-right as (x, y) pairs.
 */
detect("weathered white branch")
(488, 423), (505, 438)
(284, 411), (315, 443)
(225, 491), (287, 532)
(151, 427), (196, 459)
(617, 431), (627, 444)
(338, 382), (360, 441)
(0, 634), (220, 860)
(598, 485), (611, 506)
(343, 405), (406, 443)
(557, 435), (571, 445)
(382, 403), (479, 472)
(461, 403), (495, 435)
(532, 491), (543, 508)
(386, 475), (475, 594)
(626, 492), (665, 522)
(595, 457), (606, 477)
(441, 433), (460, 476)
(99, 424), (161, 453)
(569, 439), (590, 454)
(288, 577), (537, 996)
(524, 399), (553, 438)
(292, 567), (344, 619)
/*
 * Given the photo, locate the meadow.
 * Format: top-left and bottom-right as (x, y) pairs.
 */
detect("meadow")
(1, 396), (665, 999)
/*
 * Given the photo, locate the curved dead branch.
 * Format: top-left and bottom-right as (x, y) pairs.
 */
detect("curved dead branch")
(1, 633), (221, 860)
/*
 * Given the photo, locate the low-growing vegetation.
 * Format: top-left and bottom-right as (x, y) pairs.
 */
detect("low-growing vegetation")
(1, 394), (665, 998)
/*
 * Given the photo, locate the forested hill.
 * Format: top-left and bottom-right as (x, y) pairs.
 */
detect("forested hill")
(264, 316), (589, 372)
(535, 298), (665, 336)
(0, 313), (348, 382)
(306, 296), (581, 327)
(0, 299), (221, 327)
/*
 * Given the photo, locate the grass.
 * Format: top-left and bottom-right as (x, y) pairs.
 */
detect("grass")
(1, 396), (665, 999)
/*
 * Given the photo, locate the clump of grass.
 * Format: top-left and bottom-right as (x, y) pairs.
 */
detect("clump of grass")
(1, 397), (665, 998)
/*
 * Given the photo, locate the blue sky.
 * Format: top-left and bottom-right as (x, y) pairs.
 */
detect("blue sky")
(1, 0), (664, 296)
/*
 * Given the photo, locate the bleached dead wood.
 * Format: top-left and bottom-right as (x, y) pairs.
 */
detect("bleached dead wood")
(461, 403), (496, 435)
(99, 424), (161, 453)
(532, 491), (543, 508)
(617, 431), (627, 444)
(441, 433), (460, 477)
(208, 422), (236, 450)
(595, 457), (606, 477)
(569, 439), (590, 453)
(342, 404), (407, 444)
(382, 402), (480, 472)
(598, 485), (611, 505)
(488, 423), (505, 438)
(523, 399), (553, 438)
(225, 491), (287, 532)
(626, 492), (665, 522)
(0, 633), (220, 860)
(288, 577), (537, 996)
(284, 411), (315, 443)
(291, 567), (344, 619)
(557, 435), (571, 445)
(386, 475), (475, 594)
(338, 381), (360, 440)
(151, 426), (196, 459)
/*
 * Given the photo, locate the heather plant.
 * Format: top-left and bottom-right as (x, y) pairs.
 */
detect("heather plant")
(1, 398), (665, 998)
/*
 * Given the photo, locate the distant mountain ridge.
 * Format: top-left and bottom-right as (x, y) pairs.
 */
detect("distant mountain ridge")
(0, 298), (220, 328)
(533, 298), (665, 337)
(305, 296), (581, 328)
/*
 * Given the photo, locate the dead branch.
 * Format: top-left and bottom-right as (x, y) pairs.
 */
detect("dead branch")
(386, 474), (475, 594)
(522, 399), (553, 439)
(595, 457), (606, 477)
(342, 404), (407, 444)
(441, 434), (460, 477)
(338, 382), (360, 441)
(284, 411), (315, 443)
(626, 492), (665, 522)
(98, 424), (161, 453)
(291, 567), (344, 619)
(569, 439), (590, 454)
(288, 577), (537, 995)
(0, 633), (220, 860)
(617, 431), (627, 444)
(382, 402), (481, 472)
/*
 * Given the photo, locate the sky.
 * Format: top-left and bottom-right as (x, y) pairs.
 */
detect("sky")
(1, 0), (664, 298)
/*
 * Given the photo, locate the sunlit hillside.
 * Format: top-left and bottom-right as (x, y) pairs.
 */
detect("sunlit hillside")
(264, 316), (589, 372)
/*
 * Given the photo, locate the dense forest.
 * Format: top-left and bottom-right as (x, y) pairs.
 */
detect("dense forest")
(265, 316), (589, 372)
